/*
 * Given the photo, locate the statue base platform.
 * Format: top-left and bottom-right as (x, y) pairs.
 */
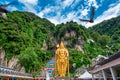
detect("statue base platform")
(54, 76), (70, 80)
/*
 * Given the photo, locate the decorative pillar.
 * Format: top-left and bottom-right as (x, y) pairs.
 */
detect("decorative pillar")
(98, 71), (102, 80)
(92, 73), (95, 80)
(102, 69), (107, 80)
(110, 67), (116, 80)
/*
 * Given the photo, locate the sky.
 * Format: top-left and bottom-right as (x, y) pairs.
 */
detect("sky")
(0, 0), (120, 27)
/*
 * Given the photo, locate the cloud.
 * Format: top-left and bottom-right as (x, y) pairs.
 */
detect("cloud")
(46, 11), (79, 25)
(37, 7), (53, 18)
(17, 0), (119, 28)
(100, 0), (104, 3)
(85, 3), (120, 28)
(0, 1), (18, 11)
(18, 0), (38, 13)
(18, 0), (38, 5)
(89, 0), (98, 8)
(109, 0), (120, 7)
(16, 0), (100, 26)
(84, 0), (99, 9)
(36, 0), (99, 25)
(63, 0), (74, 8)
(79, 0), (99, 20)
(23, 3), (37, 13)
(81, 9), (89, 16)
(71, 0), (80, 8)
(46, 12), (61, 25)
(60, 11), (77, 23)
(37, 5), (60, 18)
(43, 0), (98, 25)
(7, 6), (18, 11)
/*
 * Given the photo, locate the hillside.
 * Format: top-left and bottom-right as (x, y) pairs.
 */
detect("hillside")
(0, 11), (94, 75)
(89, 16), (120, 54)
(54, 21), (105, 72)
(0, 11), (118, 76)
(0, 11), (55, 73)
(89, 16), (120, 38)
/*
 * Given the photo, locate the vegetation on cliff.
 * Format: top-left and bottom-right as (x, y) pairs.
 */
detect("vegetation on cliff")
(0, 11), (119, 76)
(89, 16), (120, 55)
(0, 11), (55, 73)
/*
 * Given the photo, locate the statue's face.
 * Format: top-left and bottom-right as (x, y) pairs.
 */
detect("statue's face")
(60, 49), (64, 54)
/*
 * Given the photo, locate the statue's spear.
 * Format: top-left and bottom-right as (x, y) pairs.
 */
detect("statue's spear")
(68, 51), (70, 79)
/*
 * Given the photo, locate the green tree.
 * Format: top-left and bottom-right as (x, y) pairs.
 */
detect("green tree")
(99, 35), (110, 46)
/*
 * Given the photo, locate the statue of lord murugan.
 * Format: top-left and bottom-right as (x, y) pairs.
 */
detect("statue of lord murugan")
(55, 41), (69, 77)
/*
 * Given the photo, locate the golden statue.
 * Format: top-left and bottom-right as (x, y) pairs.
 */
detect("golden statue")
(55, 42), (69, 77)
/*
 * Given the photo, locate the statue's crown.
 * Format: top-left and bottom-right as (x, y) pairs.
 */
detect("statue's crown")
(59, 41), (64, 48)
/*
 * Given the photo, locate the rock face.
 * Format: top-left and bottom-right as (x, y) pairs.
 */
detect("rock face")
(75, 44), (84, 53)
(19, 67), (26, 73)
(0, 47), (5, 65)
(64, 41), (68, 46)
(8, 56), (19, 69)
(42, 40), (48, 50)
(77, 36), (84, 45)
(75, 36), (84, 53)
(14, 64), (23, 72)
(0, 47), (25, 72)
(63, 31), (84, 52)
(65, 31), (76, 38)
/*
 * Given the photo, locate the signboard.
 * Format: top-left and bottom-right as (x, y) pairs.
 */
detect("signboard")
(46, 61), (55, 76)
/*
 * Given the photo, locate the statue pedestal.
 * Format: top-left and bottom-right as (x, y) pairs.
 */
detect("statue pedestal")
(55, 76), (70, 80)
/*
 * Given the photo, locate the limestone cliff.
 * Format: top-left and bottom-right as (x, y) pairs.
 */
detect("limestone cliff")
(64, 31), (84, 52)
(42, 40), (48, 50)
(0, 47), (5, 65)
(0, 47), (25, 72)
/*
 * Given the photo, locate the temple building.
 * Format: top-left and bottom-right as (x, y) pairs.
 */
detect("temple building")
(89, 51), (120, 80)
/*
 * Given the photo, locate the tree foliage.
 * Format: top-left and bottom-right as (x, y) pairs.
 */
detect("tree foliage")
(89, 16), (120, 53)
(0, 11), (54, 73)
